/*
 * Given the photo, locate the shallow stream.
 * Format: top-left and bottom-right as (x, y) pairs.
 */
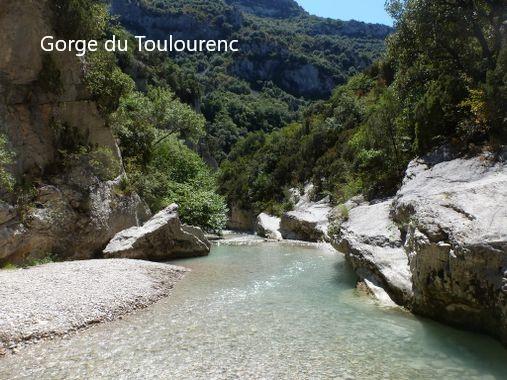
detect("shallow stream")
(1, 241), (506, 379)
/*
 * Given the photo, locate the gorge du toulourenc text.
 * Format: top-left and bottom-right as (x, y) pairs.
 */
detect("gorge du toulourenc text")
(41, 35), (240, 57)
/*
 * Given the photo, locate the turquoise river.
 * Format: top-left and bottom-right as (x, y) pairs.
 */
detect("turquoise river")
(1, 240), (507, 379)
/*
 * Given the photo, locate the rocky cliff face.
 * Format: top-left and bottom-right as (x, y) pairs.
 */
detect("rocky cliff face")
(225, 0), (306, 19)
(334, 200), (413, 306)
(394, 148), (507, 343)
(0, 0), (149, 264)
(332, 147), (507, 344)
(109, 0), (390, 100)
(110, 0), (243, 41)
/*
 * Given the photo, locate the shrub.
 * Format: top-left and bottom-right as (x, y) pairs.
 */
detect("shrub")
(0, 134), (14, 193)
(24, 254), (56, 268)
(126, 135), (228, 232)
(1, 263), (18, 270)
(84, 50), (136, 115)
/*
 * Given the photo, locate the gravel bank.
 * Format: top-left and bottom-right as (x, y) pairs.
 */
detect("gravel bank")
(0, 259), (187, 354)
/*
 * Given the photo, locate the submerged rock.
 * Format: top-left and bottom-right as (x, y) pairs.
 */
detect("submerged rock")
(358, 279), (399, 308)
(104, 204), (211, 260)
(280, 184), (331, 242)
(256, 213), (282, 240)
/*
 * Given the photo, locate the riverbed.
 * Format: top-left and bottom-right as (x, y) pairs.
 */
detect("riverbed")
(1, 241), (506, 379)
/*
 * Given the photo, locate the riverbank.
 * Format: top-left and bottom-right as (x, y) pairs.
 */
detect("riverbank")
(0, 259), (187, 355)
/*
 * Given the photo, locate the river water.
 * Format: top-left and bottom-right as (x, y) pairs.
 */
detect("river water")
(1, 241), (507, 379)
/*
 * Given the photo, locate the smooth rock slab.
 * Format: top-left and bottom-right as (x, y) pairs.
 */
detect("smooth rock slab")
(333, 200), (413, 305)
(280, 185), (332, 242)
(104, 204), (211, 260)
(0, 259), (187, 352)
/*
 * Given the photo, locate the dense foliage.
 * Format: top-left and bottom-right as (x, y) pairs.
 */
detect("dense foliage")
(116, 0), (391, 163)
(52, 0), (109, 40)
(124, 135), (228, 232)
(110, 88), (227, 232)
(220, 0), (506, 213)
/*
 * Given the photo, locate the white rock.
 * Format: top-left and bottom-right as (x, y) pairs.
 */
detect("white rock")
(256, 213), (282, 240)
(333, 200), (413, 305)
(392, 149), (507, 344)
(332, 147), (507, 345)
(104, 204), (211, 260)
(280, 184), (332, 242)
(363, 279), (399, 308)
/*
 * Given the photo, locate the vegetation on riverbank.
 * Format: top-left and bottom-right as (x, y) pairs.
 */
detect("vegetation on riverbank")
(219, 0), (506, 214)
(45, 0), (391, 230)
(4, 0), (503, 231)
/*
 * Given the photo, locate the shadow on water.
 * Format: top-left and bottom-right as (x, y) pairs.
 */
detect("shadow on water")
(414, 313), (507, 378)
(332, 258), (359, 288)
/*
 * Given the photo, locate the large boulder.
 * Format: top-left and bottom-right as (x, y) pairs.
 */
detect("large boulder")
(392, 148), (507, 343)
(331, 147), (507, 344)
(104, 204), (211, 260)
(256, 213), (282, 240)
(280, 184), (331, 242)
(333, 200), (413, 305)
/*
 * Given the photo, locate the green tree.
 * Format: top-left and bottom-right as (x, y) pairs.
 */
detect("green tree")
(131, 136), (227, 232)
(386, 0), (506, 150)
(111, 91), (157, 167)
(84, 50), (136, 115)
(53, 0), (109, 40)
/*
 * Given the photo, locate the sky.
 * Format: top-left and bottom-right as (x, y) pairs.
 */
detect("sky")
(295, 0), (394, 26)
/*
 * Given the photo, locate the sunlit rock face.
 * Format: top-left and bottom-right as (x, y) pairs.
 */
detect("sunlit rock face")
(280, 184), (332, 242)
(331, 147), (507, 344)
(225, 0), (306, 19)
(104, 204), (211, 260)
(333, 199), (414, 306)
(393, 148), (507, 344)
(256, 213), (282, 240)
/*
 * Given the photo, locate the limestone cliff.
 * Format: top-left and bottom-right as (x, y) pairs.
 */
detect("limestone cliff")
(332, 147), (507, 344)
(0, 0), (149, 264)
